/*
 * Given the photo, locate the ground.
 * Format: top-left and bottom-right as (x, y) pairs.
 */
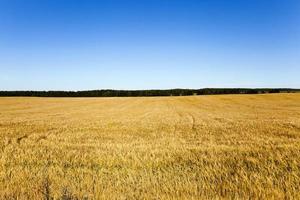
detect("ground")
(0, 94), (300, 199)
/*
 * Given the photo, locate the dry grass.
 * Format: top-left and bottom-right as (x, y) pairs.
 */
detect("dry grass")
(0, 94), (300, 199)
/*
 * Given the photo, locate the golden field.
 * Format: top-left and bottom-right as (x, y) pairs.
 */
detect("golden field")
(0, 94), (300, 199)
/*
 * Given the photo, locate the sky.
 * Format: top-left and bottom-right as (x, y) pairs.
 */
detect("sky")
(0, 0), (299, 90)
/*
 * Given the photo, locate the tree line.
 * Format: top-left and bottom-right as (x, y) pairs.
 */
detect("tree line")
(0, 88), (298, 97)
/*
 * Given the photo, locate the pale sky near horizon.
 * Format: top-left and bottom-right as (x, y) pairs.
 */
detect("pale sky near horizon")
(0, 0), (299, 90)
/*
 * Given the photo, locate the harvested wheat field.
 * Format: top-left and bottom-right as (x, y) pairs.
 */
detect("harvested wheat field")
(0, 93), (300, 199)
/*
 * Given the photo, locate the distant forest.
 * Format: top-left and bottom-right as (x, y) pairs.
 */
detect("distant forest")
(0, 88), (299, 97)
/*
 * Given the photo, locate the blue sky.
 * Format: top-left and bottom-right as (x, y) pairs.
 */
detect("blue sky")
(0, 0), (299, 90)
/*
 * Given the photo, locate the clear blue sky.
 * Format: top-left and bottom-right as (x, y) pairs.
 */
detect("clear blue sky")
(0, 0), (299, 90)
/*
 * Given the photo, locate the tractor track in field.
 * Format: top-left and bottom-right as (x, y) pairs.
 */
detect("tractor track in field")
(1, 138), (11, 153)
(0, 133), (30, 152)
(172, 110), (183, 136)
(166, 99), (182, 136)
(173, 98), (200, 136)
(188, 112), (197, 132)
(36, 135), (48, 142)
(167, 99), (199, 136)
(16, 134), (28, 144)
(35, 128), (60, 143)
(14, 128), (57, 146)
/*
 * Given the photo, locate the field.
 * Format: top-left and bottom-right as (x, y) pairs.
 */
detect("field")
(0, 94), (300, 199)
